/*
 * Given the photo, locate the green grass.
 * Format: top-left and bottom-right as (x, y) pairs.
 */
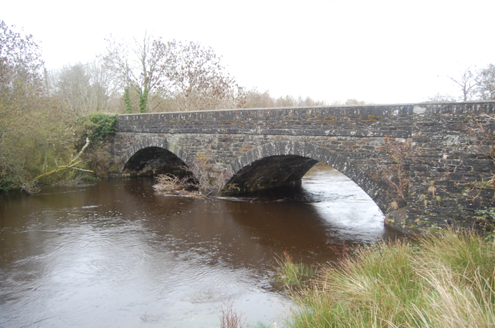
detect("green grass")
(275, 251), (317, 287)
(285, 230), (495, 328)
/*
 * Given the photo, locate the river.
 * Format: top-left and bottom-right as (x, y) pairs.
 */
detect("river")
(0, 164), (400, 327)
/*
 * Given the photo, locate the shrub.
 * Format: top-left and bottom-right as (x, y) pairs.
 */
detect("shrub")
(76, 112), (117, 147)
(87, 112), (117, 142)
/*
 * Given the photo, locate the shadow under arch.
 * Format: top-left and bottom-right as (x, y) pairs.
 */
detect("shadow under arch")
(121, 137), (195, 178)
(225, 140), (390, 214)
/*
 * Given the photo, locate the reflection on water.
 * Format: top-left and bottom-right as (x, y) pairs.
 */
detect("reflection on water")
(0, 164), (400, 327)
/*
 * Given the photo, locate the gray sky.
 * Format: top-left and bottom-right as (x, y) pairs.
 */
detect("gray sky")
(3, 0), (494, 104)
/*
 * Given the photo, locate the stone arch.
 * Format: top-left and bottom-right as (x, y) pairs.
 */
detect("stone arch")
(225, 140), (390, 214)
(120, 136), (195, 178)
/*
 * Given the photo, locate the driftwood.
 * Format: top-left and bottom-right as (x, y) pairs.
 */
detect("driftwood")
(153, 173), (204, 198)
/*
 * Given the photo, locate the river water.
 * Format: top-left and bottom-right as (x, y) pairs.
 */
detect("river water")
(0, 164), (400, 327)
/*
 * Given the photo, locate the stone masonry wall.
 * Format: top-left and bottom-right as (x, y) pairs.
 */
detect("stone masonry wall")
(407, 103), (495, 232)
(111, 101), (495, 234)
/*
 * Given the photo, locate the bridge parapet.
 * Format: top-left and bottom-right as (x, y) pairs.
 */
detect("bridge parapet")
(116, 102), (495, 137)
(117, 104), (414, 138)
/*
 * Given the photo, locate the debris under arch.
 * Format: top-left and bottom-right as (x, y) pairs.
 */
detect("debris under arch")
(152, 173), (203, 198)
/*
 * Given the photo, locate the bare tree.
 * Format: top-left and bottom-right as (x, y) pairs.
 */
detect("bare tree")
(164, 40), (245, 111)
(449, 67), (477, 101)
(103, 35), (246, 112)
(55, 64), (91, 113)
(51, 61), (114, 114)
(102, 33), (170, 113)
(0, 20), (45, 109)
(476, 64), (495, 100)
(430, 64), (495, 102)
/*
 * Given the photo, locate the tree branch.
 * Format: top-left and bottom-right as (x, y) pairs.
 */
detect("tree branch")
(32, 137), (92, 181)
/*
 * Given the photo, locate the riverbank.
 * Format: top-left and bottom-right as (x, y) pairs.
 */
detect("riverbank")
(283, 229), (495, 327)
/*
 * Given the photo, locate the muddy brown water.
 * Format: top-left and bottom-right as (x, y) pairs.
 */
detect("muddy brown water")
(0, 164), (401, 327)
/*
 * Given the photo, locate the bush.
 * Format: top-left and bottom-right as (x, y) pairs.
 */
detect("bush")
(0, 97), (80, 191)
(87, 112), (117, 142)
(76, 112), (117, 146)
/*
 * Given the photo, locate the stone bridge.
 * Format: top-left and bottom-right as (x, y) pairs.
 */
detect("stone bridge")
(108, 101), (495, 234)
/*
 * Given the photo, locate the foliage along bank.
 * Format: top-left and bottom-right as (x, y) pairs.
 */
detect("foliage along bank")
(0, 21), (118, 193)
(0, 108), (118, 193)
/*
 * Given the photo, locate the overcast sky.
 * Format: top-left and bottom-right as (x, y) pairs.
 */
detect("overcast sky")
(3, 0), (495, 104)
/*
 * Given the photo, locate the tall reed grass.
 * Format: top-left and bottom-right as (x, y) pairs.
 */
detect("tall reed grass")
(287, 230), (495, 327)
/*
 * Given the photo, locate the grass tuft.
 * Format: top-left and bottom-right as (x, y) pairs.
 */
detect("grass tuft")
(275, 251), (317, 287)
(286, 229), (495, 327)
